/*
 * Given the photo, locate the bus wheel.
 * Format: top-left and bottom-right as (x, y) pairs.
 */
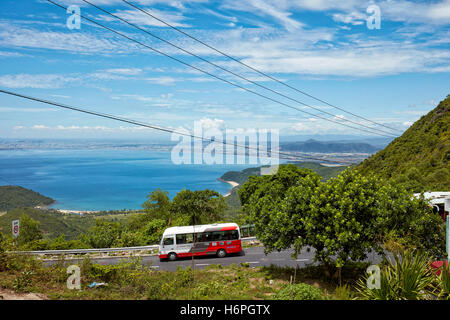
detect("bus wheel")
(216, 249), (227, 258)
(168, 252), (177, 261)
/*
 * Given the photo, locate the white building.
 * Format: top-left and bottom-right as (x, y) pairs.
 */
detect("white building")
(414, 192), (450, 218)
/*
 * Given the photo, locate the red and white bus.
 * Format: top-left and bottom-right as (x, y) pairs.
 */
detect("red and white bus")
(158, 223), (242, 261)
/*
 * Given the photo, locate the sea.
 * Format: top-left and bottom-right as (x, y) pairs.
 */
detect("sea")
(0, 148), (257, 211)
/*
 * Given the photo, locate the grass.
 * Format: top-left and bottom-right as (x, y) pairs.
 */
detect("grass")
(0, 253), (368, 300)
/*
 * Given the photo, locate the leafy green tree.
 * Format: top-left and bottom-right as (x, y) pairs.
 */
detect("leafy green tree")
(238, 164), (321, 254)
(141, 218), (167, 244)
(379, 184), (445, 257)
(113, 231), (145, 247)
(80, 220), (122, 248)
(303, 169), (388, 280)
(18, 214), (43, 246)
(240, 166), (445, 281)
(171, 189), (227, 225)
(142, 188), (172, 222)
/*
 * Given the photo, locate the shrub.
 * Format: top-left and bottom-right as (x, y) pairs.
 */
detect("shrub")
(194, 280), (225, 299)
(333, 284), (356, 300)
(272, 283), (324, 300)
(432, 262), (450, 299)
(356, 249), (435, 300)
(12, 270), (34, 292)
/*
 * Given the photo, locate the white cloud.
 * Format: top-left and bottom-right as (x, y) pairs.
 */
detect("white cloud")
(197, 117), (226, 131)
(32, 125), (50, 129)
(0, 74), (79, 89)
(97, 8), (191, 28)
(27, 124), (151, 132)
(0, 51), (27, 57)
(0, 22), (138, 55)
(103, 68), (143, 75)
(0, 107), (57, 113)
(221, 0), (304, 31)
(145, 76), (180, 85)
(332, 11), (366, 25)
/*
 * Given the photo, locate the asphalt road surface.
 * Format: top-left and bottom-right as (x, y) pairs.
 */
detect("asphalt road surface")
(45, 246), (384, 271)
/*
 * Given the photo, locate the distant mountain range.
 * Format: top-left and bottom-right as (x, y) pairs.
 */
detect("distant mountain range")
(280, 139), (381, 153)
(357, 95), (450, 192)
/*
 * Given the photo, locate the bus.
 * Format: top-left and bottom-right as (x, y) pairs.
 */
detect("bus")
(158, 223), (242, 261)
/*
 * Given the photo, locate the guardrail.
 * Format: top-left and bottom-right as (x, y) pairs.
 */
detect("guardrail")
(10, 237), (258, 256)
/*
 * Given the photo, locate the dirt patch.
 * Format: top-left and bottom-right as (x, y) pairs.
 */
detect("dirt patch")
(0, 288), (47, 300)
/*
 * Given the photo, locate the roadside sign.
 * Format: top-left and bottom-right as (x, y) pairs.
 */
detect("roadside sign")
(12, 219), (19, 238)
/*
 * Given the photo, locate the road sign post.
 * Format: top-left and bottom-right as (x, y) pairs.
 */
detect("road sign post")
(12, 219), (19, 247)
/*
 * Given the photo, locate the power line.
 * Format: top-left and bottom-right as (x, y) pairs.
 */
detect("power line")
(80, 0), (398, 138)
(122, 0), (402, 134)
(46, 0), (396, 139)
(0, 88), (354, 165)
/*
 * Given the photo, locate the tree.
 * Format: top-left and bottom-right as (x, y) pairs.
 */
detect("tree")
(80, 220), (122, 248)
(240, 166), (445, 282)
(18, 213), (43, 246)
(303, 169), (388, 280)
(171, 189), (227, 225)
(238, 164), (321, 254)
(378, 183), (445, 257)
(141, 218), (167, 244)
(142, 188), (171, 222)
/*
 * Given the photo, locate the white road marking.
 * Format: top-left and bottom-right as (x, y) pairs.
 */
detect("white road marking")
(296, 259), (309, 262)
(248, 261), (259, 264)
(195, 264), (210, 266)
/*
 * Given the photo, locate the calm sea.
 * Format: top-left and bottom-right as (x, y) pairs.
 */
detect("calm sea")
(0, 149), (255, 211)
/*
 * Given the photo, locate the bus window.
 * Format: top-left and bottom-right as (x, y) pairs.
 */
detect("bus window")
(186, 233), (194, 243)
(212, 231), (225, 241)
(176, 234), (186, 244)
(163, 237), (174, 246)
(204, 232), (212, 242)
(231, 230), (239, 240)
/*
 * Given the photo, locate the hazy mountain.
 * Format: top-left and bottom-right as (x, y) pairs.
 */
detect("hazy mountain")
(280, 139), (380, 153)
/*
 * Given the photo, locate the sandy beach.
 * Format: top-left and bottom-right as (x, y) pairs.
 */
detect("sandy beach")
(218, 178), (239, 197)
(55, 209), (100, 215)
(35, 206), (100, 215)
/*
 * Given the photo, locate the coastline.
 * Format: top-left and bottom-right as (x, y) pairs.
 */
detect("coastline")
(54, 209), (100, 215)
(35, 205), (100, 215)
(217, 178), (240, 197)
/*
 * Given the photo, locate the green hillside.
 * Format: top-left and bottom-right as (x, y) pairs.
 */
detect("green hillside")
(0, 185), (54, 212)
(0, 207), (95, 240)
(357, 95), (450, 192)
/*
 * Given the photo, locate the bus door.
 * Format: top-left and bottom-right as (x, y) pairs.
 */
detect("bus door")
(162, 235), (176, 253)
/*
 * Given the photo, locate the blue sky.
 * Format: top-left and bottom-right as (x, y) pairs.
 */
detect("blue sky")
(0, 0), (449, 141)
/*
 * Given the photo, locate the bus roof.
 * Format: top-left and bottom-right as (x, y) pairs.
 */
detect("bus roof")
(162, 223), (239, 237)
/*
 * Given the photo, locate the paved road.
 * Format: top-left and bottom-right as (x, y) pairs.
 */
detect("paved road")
(45, 246), (384, 271)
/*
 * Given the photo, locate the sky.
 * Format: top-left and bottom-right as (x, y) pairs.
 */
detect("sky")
(0, 0), (449, 142)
